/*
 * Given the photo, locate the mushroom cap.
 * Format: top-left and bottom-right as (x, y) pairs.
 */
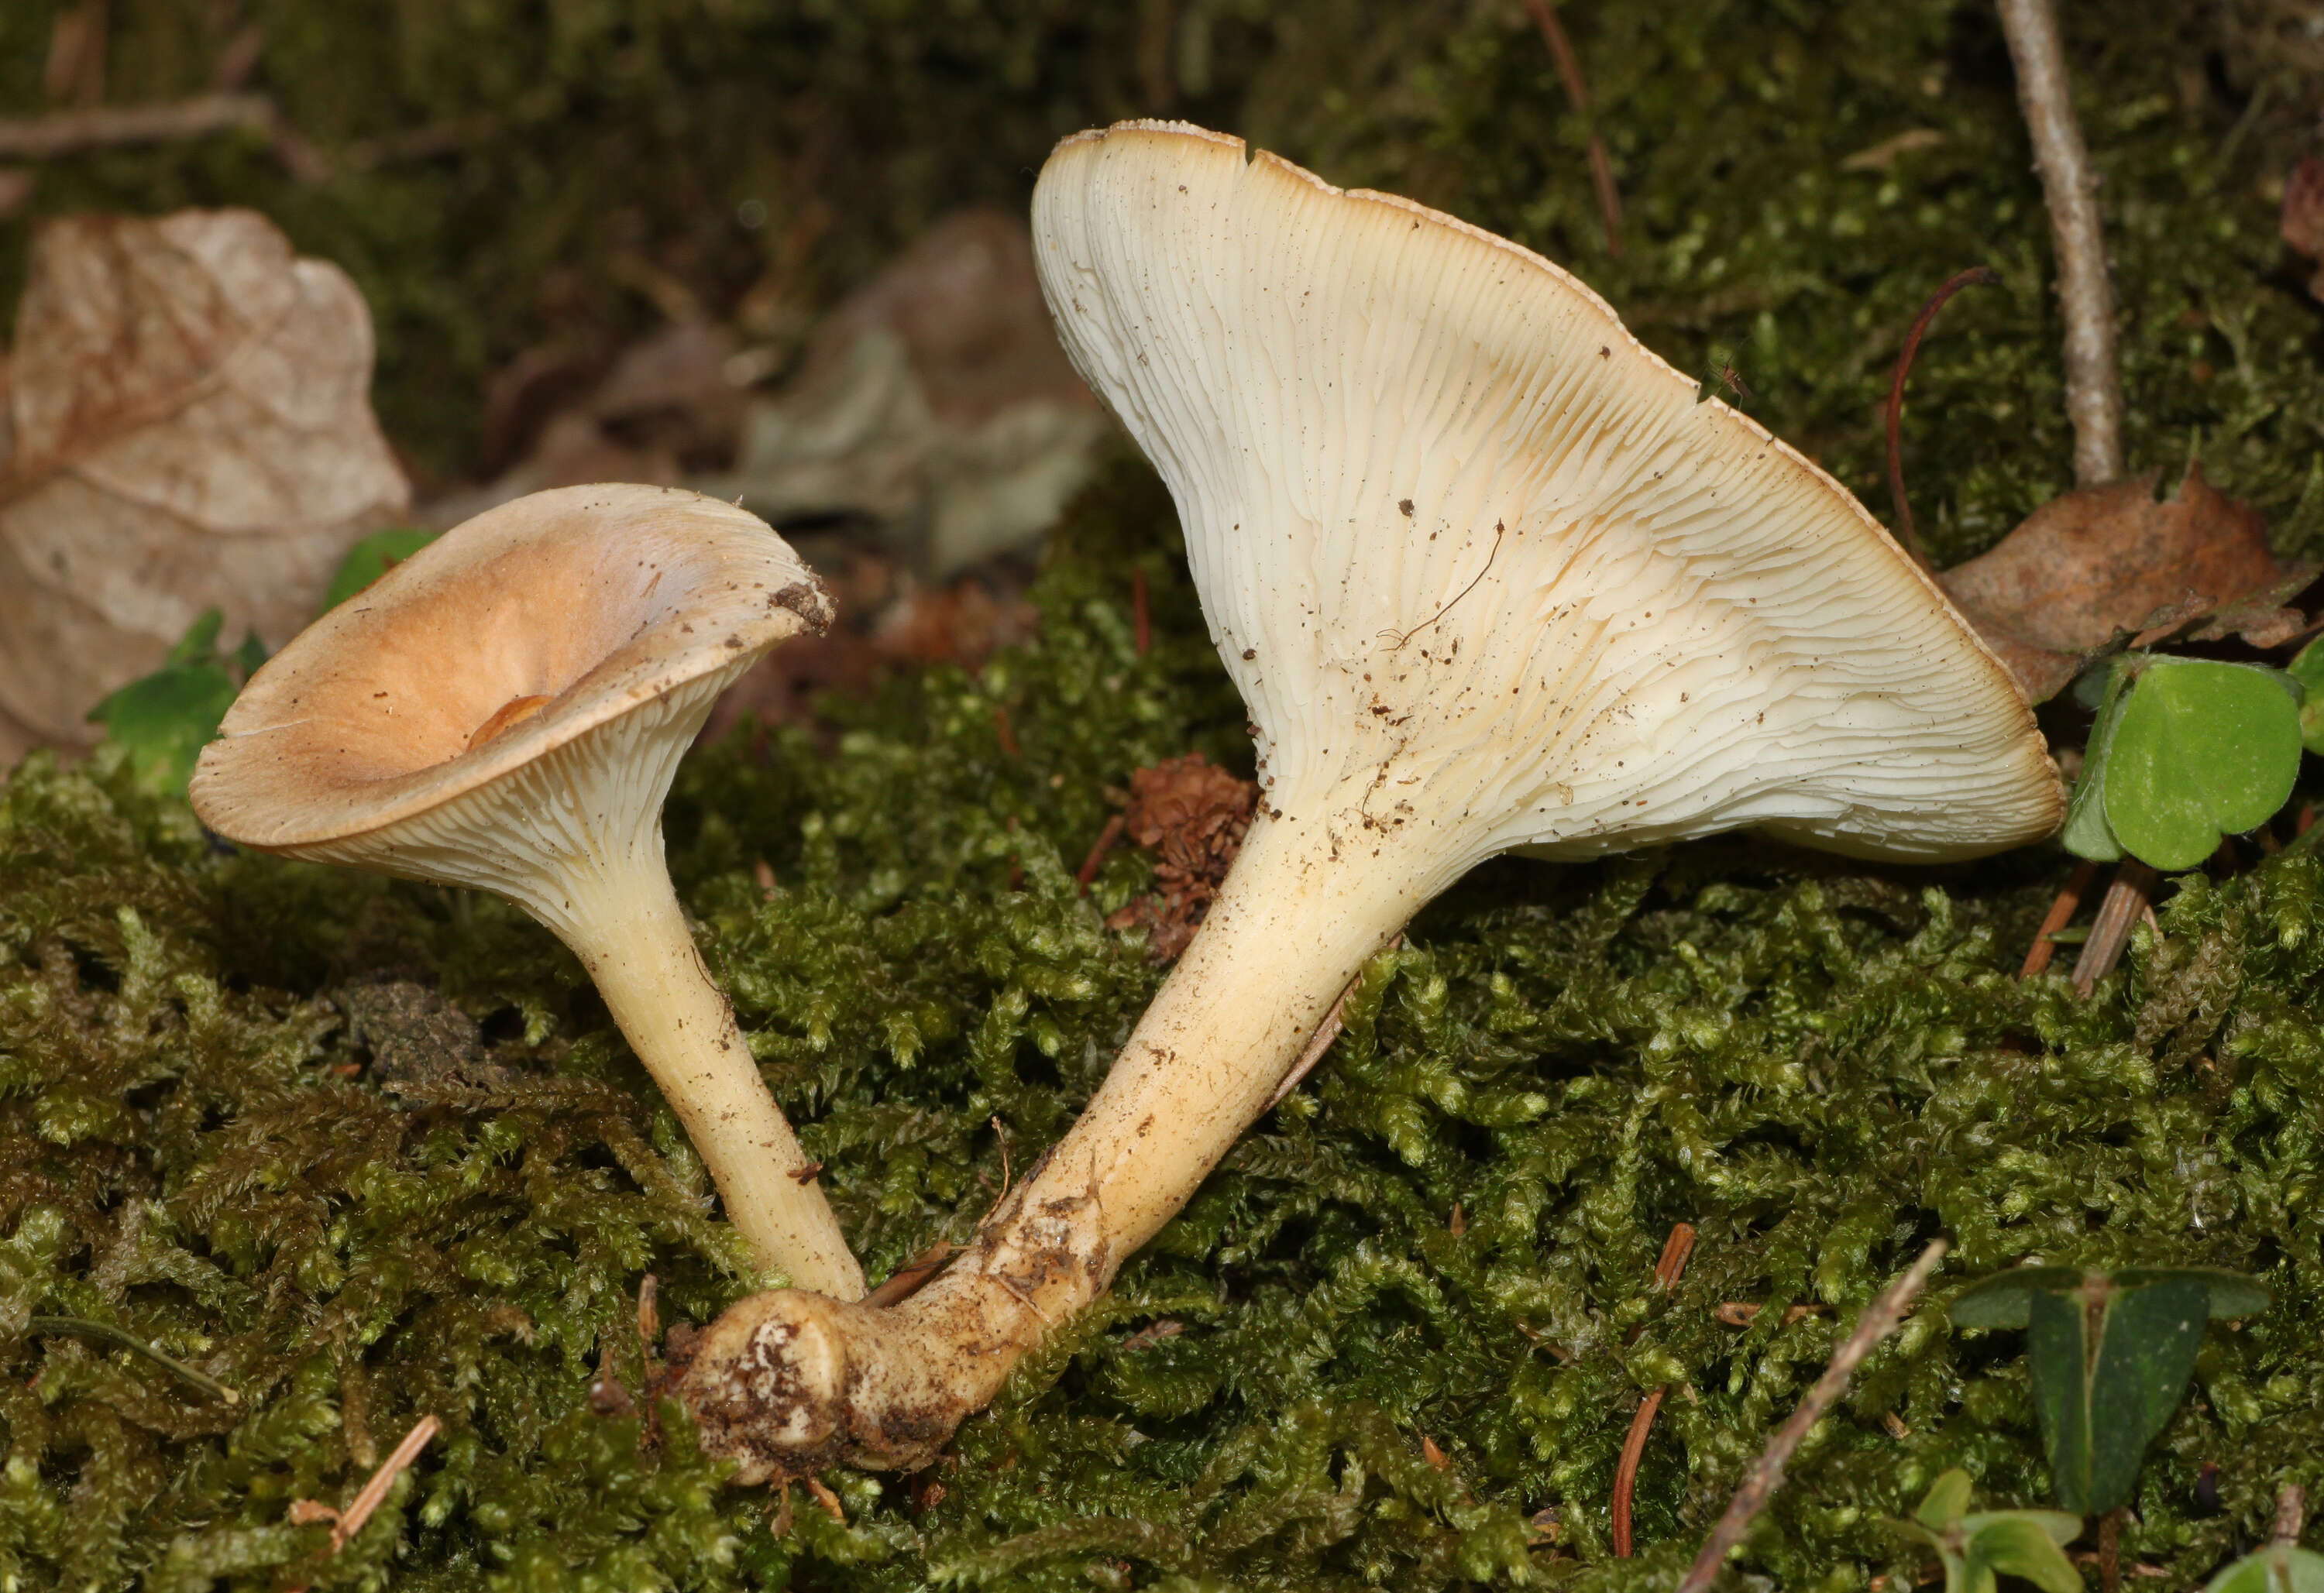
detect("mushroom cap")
(191, 483), (831, 858)
(1033, 123), (2062, 864)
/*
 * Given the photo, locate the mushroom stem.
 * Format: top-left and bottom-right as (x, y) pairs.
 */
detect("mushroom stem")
(678, 809), (1426, 1478)
(559, 849), (864, 1301)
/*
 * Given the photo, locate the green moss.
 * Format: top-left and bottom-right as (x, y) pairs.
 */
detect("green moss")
(9, 2), (2324, 1587)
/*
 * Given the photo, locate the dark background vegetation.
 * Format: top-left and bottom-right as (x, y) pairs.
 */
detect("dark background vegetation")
(7, 2), (2324, 1588)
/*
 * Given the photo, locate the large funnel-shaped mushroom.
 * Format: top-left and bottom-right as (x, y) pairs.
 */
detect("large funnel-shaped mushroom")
(673, 124), (2062, 1478)
(191, 484), (866, 1299)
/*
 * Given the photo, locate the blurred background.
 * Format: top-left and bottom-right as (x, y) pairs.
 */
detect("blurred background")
(3, 0), (2322, 760)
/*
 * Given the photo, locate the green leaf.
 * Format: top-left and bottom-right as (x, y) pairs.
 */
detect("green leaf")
(1916, 1468), (1975, 1531)
(2061, 655), (2133, 862)
(1961, 1515), (2085, 1593)
(1950, 1267), (2083, 1330)
(2205, 1543), (2324, 1591)
(2113, 1266), (2272, 1320)
(86, 658), (240, 799)
(2289, 634), (2324, 754)
(322, 527), (440, 611)
(164, 607), (226, 668)
(2030, 1278), (2209, 1513)
(2102, 657), (2304, 871)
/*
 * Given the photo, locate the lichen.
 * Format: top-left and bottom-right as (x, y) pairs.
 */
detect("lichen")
(7, 2), (2324, 1588)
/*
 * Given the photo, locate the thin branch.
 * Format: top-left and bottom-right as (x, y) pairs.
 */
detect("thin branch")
(1614, 1223), (1699, 1556)
(2020, 857), (2099, 979)
(2070, 858), (2159, 996)
(0, 94), (329, 182)
(1076, 813), (1126, 892)
(1265, 935), (1402, 1111)
(1886, 266), (2002, 568)
(1519, 0), (1624, 258)
(27, 1315), (239, 1404)
(1611, 1388), (1666, 1557)
(1994, 0), (2125, 486)
(286, 1413), (443, 1589)
(0, 94), (266, 159)
(331, 1415), (441, 1550)
(2274, 1484), (2307, 1547)
(1676, 1241), (1948, 1591)
(865, 1241), (962, 1308)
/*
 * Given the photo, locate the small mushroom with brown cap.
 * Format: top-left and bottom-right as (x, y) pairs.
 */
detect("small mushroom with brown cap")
(190, 482), (867, 1300)
(670, 121), (2064, 1480)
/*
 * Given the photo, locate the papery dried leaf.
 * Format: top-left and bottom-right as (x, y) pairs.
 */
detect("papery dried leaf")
(1939, 465), (2298, 702)
(0, 209), (407, 760)
(696, 209), (1109, 573)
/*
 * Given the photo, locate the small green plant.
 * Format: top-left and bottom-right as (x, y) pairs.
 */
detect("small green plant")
(1951, 1266), (2271, 1516)
(2062, 654), (2305, 873)
(2205, 1541), (2324, 1591)
(84, 609), (266, 798)
(319, 527), (440, 610)
(1890, 1469), (2082, 1593)
(2287, 634), (2324, 756)
(88, 528), (440, 799)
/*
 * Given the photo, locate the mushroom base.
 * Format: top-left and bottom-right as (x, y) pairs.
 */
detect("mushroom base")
(674, 806), (1445, 1481)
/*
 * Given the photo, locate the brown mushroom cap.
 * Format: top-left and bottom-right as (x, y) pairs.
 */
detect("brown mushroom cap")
(191, 483), (830, 864)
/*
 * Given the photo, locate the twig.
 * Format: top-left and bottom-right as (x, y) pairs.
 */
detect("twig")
(0, 94), (266, 157)
(865, 1241), (961, 1308)
(804, 1475), (847, 1523)
(992, 706), (1022, 759)
(1614, 1222), (1700, 1556)
(1675, 1241), (1948, 1591)
(1132, 569), (1152, 657)
(287, 1413), (442, 1588)
(1714, 1302), (1830, 1327)
(0, 93), (304, 167)
(2020, 857), (2099, 978)
(1653, 1222), (1697, 1289)
(26, 1315), (239, 1404)
(334, 1416), (440, 1548)
(1520, 0), (1624, 257)
(1076, 813), (1127, 892)
(2274, 1484), (2307, 1547)
(1612, 1389), (1667, 1557)
(2070, 858), (2160, 997)
(1885, 266), (2002, 567)
(1994, 0), (2125, 486)
(1265, 935), (1403, 1110)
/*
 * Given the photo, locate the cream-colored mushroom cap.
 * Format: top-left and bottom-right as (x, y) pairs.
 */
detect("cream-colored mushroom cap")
(1033, 122), (2062, 875)
(191, 482), (830, 891)
(189, 482), (866, 1300)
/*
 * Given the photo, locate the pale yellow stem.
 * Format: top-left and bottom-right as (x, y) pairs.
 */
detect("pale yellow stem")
(678, 808), (1435, 1478)
(562, 857), (865, 1301)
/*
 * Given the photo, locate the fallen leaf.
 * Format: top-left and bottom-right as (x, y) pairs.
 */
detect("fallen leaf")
(2281, 156), (2324, 300)
(699, 561), (1038, 743)
(1105, 754), (1258, 963)
(1939, 464), (2308, 702)
(695, 209), (1109, 574)
(0, 209), (408, 762)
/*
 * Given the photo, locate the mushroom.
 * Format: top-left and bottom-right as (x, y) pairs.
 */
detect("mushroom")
(190, 483), (867, 1300)
(670, 122), (2063, 1478)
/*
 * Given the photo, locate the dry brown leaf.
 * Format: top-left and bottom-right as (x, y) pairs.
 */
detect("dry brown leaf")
(2281, 155), (2324, 300)
(0, 209), (407, 761)
(1937, 463), (2305, 702)
(1105, 754), (1258, 963)
(698, 208), (1109, 573)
